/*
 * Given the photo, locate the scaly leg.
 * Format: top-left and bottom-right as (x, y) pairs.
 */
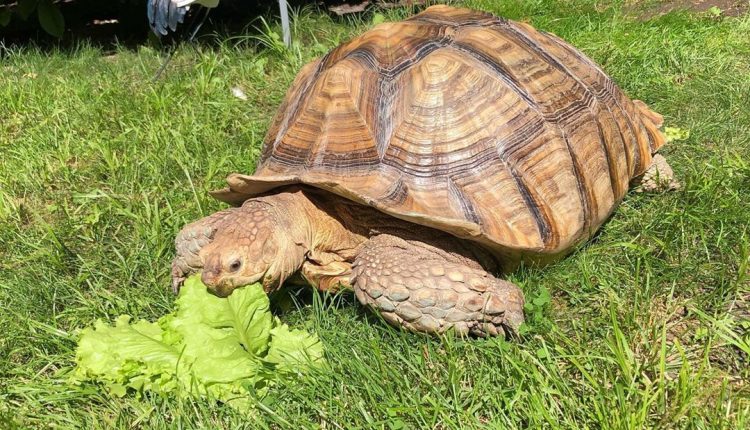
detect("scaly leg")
(171, 208), (237, 292)
(637, 154), (681, 192)
(351, 234), (524, 337)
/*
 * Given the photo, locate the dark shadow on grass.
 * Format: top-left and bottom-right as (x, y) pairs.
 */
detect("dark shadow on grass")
(0, 0), (316, 53)
(269, 282), (358, 316)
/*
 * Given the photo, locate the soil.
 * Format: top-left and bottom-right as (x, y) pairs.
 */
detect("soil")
(628, 0), (750, 20)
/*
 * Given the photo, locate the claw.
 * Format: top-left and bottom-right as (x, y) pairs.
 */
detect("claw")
(501, 308), (525, 338)
(171, 261), (187, 294)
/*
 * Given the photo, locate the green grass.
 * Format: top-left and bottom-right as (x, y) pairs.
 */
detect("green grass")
(1, 1), (749, 428)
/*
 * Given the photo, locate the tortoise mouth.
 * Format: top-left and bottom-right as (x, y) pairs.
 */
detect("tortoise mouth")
(203, 272), (265, 298)
(207, 284), (235, 298)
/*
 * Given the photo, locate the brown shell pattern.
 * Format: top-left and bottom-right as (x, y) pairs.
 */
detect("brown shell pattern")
(212, 5), (666, 262)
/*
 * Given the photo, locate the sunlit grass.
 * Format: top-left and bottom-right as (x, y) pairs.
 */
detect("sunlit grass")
(1, 1), (748, 428)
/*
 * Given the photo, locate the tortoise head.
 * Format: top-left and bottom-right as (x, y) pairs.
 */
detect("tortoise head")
(198, 202), (303, 297)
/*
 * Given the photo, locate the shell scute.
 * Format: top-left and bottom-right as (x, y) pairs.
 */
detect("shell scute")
(213, 5), (666, 263)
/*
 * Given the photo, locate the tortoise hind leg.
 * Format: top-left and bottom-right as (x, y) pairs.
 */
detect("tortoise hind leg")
(351, 234), (525, 338)
(636, 154), (681, 193)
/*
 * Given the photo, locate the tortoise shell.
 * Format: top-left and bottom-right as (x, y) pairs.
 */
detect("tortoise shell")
(212, 5), (666, 266)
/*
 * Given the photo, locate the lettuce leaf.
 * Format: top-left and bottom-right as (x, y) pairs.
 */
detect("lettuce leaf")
(266, 323), (325, 370)
(71, 275), (323, 409)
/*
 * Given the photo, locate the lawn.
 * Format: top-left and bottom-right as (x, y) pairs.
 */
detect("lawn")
(1, 0), (748, 428)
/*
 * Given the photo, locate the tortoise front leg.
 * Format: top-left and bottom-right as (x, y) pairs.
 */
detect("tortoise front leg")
(351, 234), (525, 337)
(171, 208), (237, 292)
(300, 260), (352, 291)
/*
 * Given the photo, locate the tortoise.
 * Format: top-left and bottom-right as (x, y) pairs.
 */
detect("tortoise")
(172, 5), (679, 337)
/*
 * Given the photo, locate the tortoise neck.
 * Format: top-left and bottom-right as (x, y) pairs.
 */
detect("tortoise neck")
(296, 188), (370, 261)
(281, 189), (502, 272)
(248, 187), (500, 276)
(251, 187), (368, 264)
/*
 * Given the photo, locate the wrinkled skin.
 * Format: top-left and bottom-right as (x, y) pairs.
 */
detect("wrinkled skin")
(173, 151), (679, 338)
(173, 187), (526, 337)
(173, 200), (305, 297)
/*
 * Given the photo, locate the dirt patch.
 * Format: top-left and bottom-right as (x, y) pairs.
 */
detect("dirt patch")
(628, 0), (749, 20)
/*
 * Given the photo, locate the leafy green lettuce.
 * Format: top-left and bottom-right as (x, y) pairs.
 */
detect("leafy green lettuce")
(71, 275), (324, 409)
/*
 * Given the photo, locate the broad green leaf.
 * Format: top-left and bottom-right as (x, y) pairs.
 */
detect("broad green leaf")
(171, 275), (273, 356)
(72, 275), (323, 410)
(266, 323), (325, 370)
(74, 315), (179, 377)
(0, 7), (11, 27)
(532, 287), (551, 307)
(37, 0), (64, 37)
(72, 315), (184, 396)
(664, 126), (690, 142)
(17, 0), (39, 20)
(536, 348), (549, 359)
(517, 323), (531, 335)
(166, 278), (270, 385)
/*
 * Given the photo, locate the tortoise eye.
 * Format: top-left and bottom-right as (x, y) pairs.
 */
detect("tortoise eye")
(229, 260), (242, 272)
